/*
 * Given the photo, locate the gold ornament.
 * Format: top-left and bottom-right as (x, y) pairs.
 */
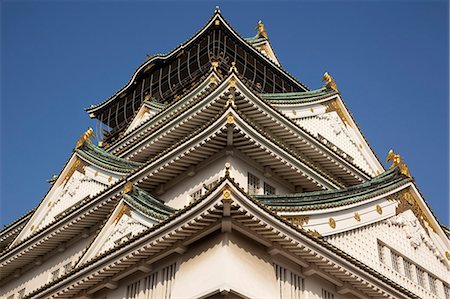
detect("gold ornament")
(329, 218), (336, 229)
(75, 128), (96, 149)
(322, 72), (338, 92)
(376, 205), (383, 215)
(386, 149), (410, 177)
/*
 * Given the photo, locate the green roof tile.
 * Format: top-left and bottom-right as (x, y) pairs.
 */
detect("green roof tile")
(124, 186), (177, 220)
(76, 142), (142, 173)
(261, 87), (337, 103)
(255, 167), (411, 211)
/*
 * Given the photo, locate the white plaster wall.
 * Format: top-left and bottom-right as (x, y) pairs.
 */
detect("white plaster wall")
(162, 154), (292, 210)
(0, 234), (94, 298)
(326, 210), (449, 299)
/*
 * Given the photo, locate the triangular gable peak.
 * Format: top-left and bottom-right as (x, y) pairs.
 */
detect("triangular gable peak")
(266, 169), (449, 244)
(326, 205), (449, 298)
(111, 72), (369, 189)
(123, 99), (165, 135)
(77, 186), (175, 266)
(126, 104), (340, 193)
(86, 9), (309, 144)
(112, 71), (222, 151)
(10, 142), (140, 247)
(265, 90), (385, 177)
(31, 175), (420, 299)
(246, 31), (280, 66)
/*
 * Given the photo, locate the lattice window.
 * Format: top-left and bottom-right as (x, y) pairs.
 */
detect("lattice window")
(403, 258), (413, 280)
(391, 251), (400, 272)
(264, 182), (276, 195)
(50, 269), (60, 281)
(204, 180), (219, 191)
(143, 272), (159, 299)
(126, 280), (141, 299)
(377, 241), (385, 264)
(321, 289), (335, 299)
(63, 262), (72, 275)
(17, 289), (25, 299)
(444, 284), (450, 299)
(161, 263), (176, 299)
(190, 189), (202, 200)
(142, 263), (177, 299)
(248, 172), (260, 195)
(429, 275), (437, 295)
(275, 264), (304, 299)
(417, 267), (425, 288)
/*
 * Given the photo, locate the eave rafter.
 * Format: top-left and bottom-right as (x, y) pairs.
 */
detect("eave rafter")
(86, 9), (309, 142)
(129, 106), (340, 192)
(0, 184), (123, 282)
(24, 178), (419, 299)
(109, 72), (367, 188)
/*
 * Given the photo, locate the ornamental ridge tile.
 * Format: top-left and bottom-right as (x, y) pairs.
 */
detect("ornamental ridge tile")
(86, 11), (309, 115)
(255, 167), (412, 211)
(75, 142), (142, 173)
(23, 175), (420, 299)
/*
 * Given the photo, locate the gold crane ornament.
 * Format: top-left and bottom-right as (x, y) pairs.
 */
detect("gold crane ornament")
(256, 20), (268, 39)
(75, 128), (96, 149)
(386, 149), (410, 177)
(322, 72), (338, 92)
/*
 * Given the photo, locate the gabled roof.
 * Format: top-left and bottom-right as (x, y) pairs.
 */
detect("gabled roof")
(124, 186), (177, 220)
(24, 174), (420, 299)
(85, 9), (310, 137)
(256, 167), (412, 211)
(76, 141), (142, 173)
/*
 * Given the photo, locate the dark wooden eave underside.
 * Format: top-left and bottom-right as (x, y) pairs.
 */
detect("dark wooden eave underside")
(87, 11), (309, 143)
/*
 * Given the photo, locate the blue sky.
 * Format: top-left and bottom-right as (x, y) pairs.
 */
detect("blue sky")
(1, 1), (448, 227)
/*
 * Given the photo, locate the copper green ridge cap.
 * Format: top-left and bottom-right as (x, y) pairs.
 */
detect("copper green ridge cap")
(123, 186), (177, 220)
(260, 87), (338, 102)
(261, 87), (337, 103)
(255, 167), (411, 211)
(75, 142), (142, 173)
(245, 35), (267, 44)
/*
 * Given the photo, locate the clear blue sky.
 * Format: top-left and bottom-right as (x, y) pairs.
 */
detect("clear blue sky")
(1, 1), (448, 227)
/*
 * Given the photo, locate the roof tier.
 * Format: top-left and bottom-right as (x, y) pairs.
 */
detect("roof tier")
(255, 167), (412, 211)
(76, 141), (142, 173)
(87, 11), (309, 144)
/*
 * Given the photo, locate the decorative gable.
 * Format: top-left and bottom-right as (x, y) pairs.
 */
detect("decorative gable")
(326, 209), (449, 298)
(11, 155), (122, 246)
(124, 100), (164, 135)
(298, 110), (374, 175)
(77, 201), (155, 265)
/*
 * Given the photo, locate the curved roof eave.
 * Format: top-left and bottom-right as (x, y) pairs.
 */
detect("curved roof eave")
(255, 167), (412, 211)
(85, 10), (309, 115)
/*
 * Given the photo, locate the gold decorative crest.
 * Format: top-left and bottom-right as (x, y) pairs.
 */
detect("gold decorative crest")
(386, 149), (410, 177)
(322, 72), (338, 92)
(123, 182), (134, 194)
(354, 212), (361, 222)
(223, 189), (231, 201)
(329, 218), (336, 229)
(376, 205), (383, 215)
(227, 113), (235, 124)
(285, 216), (309, 227)
(75, 128), (96, 149)
(256, 20), (268, 39)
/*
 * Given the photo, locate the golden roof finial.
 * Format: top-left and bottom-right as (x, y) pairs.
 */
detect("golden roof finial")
(386, 149), (410, 177)
(123, 182), (134, 194)
(322, 72), (338, 92)
(75, 128), (96, 149)
(256, 20), (268, 39)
